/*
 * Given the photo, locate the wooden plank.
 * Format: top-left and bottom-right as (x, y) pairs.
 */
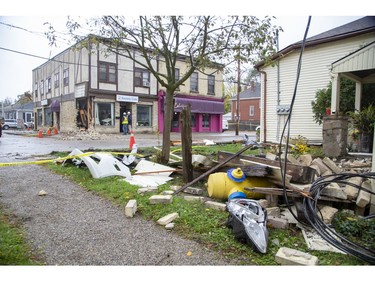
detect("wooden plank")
(217, 151), (315, 184)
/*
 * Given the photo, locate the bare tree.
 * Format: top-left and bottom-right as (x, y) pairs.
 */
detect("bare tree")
(47, 16), (281, 164)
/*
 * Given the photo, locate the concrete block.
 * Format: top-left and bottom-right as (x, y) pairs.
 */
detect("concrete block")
(322, 157), (342, 174)
(309, 164), (321, 176)
(149, 195), (173, 204)
(169, 185), (181, 191)
(183, 187), (203, 195)
(258, 199), (269, 209)
(183, 196), (206, 202)
(157, 212), (179, 226)
(275, 247), (319, 265)
(356, 180), (371, 208)
(204, 201), (226, 211)
(137, 186), (158, 194)
(266, 152), (277, 161)
(311, 158), (330, 175)
(267, 216), (289, 229)
(287, 154), (300, 165)
(165, 223), (175, 230)
(125, 199), (137, 218)
(344, 176), (362, 200)
(161, 190), (174, 195)
(321, 182), (347, 200)
(266, 207), (281, 217)
(299, 154), (313, 166)
(317, 205), (338, 224)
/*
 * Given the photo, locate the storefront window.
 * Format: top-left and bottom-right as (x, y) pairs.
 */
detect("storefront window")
(172, 112), (179, 128)
(44, 107), (53, 127)
(191, 113), (196, 127)
(137, 105), (152, 127)
(37, 109), (43, 126)
(202, 113), (210, 127)
(95, 102), (114, 126)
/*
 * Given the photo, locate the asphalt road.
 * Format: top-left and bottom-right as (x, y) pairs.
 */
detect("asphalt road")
(0, 129), (254, 159)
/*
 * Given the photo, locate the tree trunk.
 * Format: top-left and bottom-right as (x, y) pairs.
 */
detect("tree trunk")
(181, 105), (193, 183)
(161, 88), (174, 164)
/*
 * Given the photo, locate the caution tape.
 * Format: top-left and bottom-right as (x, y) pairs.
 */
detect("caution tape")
(0, 151), (144, 167)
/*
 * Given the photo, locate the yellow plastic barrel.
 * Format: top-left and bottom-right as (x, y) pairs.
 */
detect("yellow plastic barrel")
(207, 169), (272, 200)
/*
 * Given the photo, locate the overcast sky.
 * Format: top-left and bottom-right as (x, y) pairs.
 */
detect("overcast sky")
(0, 0), (368, 102)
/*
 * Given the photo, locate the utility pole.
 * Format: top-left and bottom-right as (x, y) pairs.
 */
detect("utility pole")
(235, 55), (241, 136)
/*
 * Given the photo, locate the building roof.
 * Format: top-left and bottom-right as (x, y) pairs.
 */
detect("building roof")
(256, 16), (375, 69)
(230, 82), (261, 100)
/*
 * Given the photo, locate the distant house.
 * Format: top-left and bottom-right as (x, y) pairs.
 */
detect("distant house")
(230, 81), (261, 130)
(255, 16), (375, 144)
(3, 101), (34, 123)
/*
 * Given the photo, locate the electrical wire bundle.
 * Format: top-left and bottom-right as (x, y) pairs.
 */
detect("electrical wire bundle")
(302, 172), (375, 264)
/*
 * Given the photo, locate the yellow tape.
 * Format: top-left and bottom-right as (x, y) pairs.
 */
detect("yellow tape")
(0, 151), (144, 167)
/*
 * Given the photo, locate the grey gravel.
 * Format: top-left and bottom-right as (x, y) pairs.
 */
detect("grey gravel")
(0, 160), (242, 265)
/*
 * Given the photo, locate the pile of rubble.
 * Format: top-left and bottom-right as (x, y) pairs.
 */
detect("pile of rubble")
(59, 129), (120, 141)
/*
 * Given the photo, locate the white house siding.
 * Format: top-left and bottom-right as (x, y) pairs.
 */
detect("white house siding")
(118, 55), (134, 92)
(261, 33), (375, 144)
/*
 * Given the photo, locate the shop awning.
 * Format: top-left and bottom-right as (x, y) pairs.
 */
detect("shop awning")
(174, 97), (224, 114)
(51, 100), (60, 112)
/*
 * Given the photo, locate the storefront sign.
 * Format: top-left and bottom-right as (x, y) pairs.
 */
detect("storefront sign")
(116, 95), (139, 103)
(75, 83), (87, 98)
(41, 99), (48, 106)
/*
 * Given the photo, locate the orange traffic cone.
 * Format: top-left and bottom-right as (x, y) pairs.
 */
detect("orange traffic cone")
(38, 130), (43, 138)
(129, 131), (135, 149)
(47, 129), (51, 136)
(54, 127), (58, 135)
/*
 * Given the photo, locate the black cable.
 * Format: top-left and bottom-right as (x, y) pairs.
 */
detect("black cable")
(303, 172), (375, 264)
(277, 16), (311, 224)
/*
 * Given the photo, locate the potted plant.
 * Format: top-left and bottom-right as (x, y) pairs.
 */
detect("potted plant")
(347, 105), (375, 152)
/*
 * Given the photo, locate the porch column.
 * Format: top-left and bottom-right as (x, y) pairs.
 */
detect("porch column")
(331, 73), (340, 115)
(355, 82), (362, 111)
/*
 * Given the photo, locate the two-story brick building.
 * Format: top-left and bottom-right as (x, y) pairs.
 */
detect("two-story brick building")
(32, 37), (225, 134)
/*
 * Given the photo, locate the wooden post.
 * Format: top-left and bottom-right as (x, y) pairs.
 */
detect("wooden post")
(181, 105), (193, 183)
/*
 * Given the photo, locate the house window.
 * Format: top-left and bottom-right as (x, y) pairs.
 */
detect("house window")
(95, 102), (114, 126)
(34, 82), (38, 97)
(54, 73), (60, 88)
(137, 105), (152, 127)
(134, 68), (150, 87)
(249, 105), (255, 116)
(40, 80), (44, 96)
(46, 77), (51, 93)
(99, 62), (116, 83)
(208, 75), (215, 95)
(190, 72), (198, 92)
(202, 113), (210, 127)
(63, 69), (69, 86)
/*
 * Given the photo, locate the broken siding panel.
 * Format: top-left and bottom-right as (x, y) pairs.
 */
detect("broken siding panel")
(263, 34), (375, 144)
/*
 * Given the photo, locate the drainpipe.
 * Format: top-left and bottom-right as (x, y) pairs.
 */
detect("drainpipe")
(259, 70), (267, 143)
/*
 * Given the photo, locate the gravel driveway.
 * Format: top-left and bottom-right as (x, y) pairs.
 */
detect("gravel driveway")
(0, 160), (240, 265)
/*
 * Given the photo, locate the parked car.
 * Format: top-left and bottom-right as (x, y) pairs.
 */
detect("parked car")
(2, 119), (33, 130)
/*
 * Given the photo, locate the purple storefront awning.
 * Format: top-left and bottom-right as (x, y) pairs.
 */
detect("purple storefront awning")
(174, 97), (224, 114)
(51, 100), (60, 112)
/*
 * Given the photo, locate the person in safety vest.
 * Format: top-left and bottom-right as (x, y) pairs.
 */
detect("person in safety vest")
(122, 112), (128, 135)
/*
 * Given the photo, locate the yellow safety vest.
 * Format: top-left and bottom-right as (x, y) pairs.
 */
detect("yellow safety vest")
(122, 116), (128, 124)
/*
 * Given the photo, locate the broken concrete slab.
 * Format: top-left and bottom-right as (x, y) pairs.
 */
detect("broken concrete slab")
(299, 154), (313, 166)
(165, 223), (175, 230)
(280, 206), (299, 225)
(137, 187), (158, 194)
(299, 225), (345, 254)
(266, 207), (281, 217)
(311, 158), (330, 175)
(344, 175), (362, 200)
(275, 247), (319, 265)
